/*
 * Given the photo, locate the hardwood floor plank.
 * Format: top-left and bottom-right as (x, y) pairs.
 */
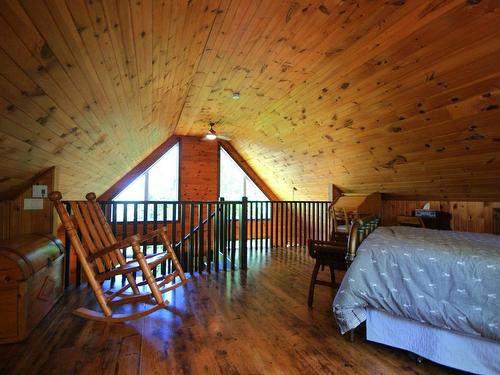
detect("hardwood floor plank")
(0, 247), (464, 375)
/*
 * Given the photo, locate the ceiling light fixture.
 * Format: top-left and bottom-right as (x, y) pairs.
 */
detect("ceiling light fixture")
(206, 132), (217, 141)
(232, 91), (240, 100)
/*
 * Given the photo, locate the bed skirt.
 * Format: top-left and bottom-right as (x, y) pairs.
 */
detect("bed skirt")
(366, 309), (500, 375)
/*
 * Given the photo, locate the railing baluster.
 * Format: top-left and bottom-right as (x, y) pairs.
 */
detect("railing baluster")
(231, 202), (237, 270)
(161, 202), (167, 275)
(207, 203), (212, 273)
(223, 201), (228, 271)
(276, 202), (280, 248)
(279, 201), (283, 248)
(270, 202), (274, 249)
(143, 203), (149, 265)
(264, 201), (269, 250)
(152, 203), (158, 276)
(120, 203), (128, 284)
(170, 203), (176, 275)
(324, 203), (328, 240)
(215, 199), (221, 272)
(293, 202), (299, 247)
(249, 201), (253, 250)
(198, 203), (204, 273)
(311, 202), (315, 241)
(258, 201), (262, 250)
(319, 203), (323, 241)
(180, 203), (186, 271)
(286, 202), (290, 247)
(298, 202), (302, 246)
(63, 202), (71, 288)
(240, 197), (248, 270)
(189, 203), (195, 273)
(316, 202), (320, 241)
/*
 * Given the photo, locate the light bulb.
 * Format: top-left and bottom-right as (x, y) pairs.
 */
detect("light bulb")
(206, 133), (217, 140)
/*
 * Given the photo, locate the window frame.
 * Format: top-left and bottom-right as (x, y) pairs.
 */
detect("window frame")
(218, 145), (271, 220)
(113, 142), (180, 222)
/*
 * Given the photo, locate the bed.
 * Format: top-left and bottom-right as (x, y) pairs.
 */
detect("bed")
(333, 226), (500, 375)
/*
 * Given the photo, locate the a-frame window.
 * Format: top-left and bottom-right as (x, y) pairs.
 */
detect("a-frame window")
(219, 147), (268, 201)
(114, 143), (179, 221)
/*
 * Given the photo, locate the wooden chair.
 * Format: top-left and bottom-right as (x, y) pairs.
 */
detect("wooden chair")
(49, 191), (187, 322)
(307, 215), (380, 307)
(330, 206), (350, 239)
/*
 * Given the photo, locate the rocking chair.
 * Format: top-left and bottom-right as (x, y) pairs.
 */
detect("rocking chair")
(49, 191), (187, 322)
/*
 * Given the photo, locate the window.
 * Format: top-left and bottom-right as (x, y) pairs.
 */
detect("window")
(114, 143), (179, 221)
(219, 147), (269, 219)
(219, 147), (268, 201)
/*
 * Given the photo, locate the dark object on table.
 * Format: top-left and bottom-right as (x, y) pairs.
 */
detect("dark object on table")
(414, 209), (451, 230)
(396, 216), (425, 228)
(0, 234), (64, 344)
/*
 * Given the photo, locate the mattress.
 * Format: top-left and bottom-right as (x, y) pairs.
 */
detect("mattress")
(333, 226), (500, 341)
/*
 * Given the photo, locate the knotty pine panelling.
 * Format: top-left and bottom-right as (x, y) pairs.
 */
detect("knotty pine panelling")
(0, 1), (499, 201)
(0, 167), (55, 240)
(174, 0), (500, 200)
(382, 199), (500, 234)
(180, 137), (219, 201)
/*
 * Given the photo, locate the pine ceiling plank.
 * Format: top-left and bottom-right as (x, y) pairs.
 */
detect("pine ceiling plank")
(57, 0), (139, 161)
(12, 0), (111, 133)
(163, 0), (228, 134)
(0, 73), (94, 152)
(0, 10), (106, 145)
(0, 48), (104, 153)
(177, 0), (256, 132)
(129, 0), (154, 140)
(99, 0), (144, 133)
(0, 1), (498, 199)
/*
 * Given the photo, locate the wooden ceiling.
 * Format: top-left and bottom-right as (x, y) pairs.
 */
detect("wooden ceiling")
(0, 0), (499, 200)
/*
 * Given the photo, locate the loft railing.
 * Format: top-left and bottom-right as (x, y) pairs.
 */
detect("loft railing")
(62, 199), (331, 287)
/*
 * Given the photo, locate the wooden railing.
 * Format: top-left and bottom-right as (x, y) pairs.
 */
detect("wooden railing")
(62, 199), (331, 287)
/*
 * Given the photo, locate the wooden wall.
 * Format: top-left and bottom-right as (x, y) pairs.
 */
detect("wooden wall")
(180, 137), (219, 201)
(102, 135), (276, 203)
(0, 167), (55, 240)
(382, 198), (500, 234)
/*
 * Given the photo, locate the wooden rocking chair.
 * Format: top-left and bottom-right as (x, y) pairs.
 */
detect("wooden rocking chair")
(49, 191), (187, 322)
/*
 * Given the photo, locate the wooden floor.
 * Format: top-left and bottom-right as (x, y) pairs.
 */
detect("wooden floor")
(1, 247), (464, 375)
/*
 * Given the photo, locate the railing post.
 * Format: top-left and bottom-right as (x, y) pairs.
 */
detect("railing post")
(63, 202), (71, 288)
(219, 197), (225, 271)
(239, 197), (248, 270)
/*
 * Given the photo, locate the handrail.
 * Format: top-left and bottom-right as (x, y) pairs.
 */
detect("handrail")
(60, 198), (334, 286)
(174, 210), (217, 248)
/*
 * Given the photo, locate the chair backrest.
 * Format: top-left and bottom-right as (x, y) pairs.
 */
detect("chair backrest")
(49, 191), (124, 275)
(329, 205), (350, 236)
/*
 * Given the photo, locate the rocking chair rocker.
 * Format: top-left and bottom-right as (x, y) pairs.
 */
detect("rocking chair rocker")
(49, 191), (187, 322)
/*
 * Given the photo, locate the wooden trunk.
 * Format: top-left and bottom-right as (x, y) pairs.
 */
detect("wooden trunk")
(0, 234), (64, 344)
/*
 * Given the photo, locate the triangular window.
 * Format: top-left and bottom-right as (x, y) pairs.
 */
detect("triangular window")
(219, 147), (268, 201)
(113, 143), (179, 221)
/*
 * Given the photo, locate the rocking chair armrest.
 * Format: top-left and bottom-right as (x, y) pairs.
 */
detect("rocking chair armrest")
(88, 227), (169, 261)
